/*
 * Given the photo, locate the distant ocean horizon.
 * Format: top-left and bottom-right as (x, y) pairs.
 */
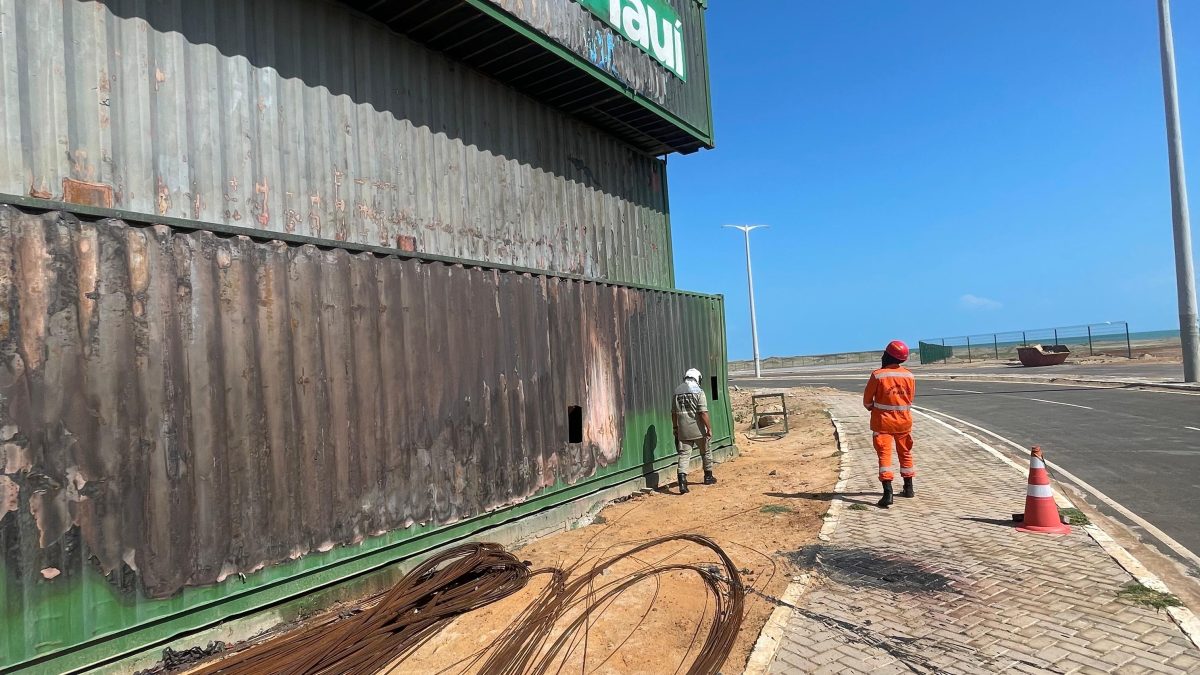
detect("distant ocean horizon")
(1127, 329), (1182, 341)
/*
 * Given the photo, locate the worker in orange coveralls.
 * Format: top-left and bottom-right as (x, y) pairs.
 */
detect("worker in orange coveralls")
(863, 340), (916, 509)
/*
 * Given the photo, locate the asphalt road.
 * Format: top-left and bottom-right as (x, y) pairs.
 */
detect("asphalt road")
(734, 373), (1200, 558)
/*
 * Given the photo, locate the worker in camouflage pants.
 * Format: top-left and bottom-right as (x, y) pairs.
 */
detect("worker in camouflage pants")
(672, 368), (714, 494)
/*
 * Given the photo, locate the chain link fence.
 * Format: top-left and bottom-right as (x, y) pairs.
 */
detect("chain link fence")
(918, 322), (1133, 365)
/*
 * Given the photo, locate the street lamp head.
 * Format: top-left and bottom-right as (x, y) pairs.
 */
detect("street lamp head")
(723, 224), (769, 234)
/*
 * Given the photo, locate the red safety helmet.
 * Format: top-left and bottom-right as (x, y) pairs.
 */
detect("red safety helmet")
(885, 340), (910, 362)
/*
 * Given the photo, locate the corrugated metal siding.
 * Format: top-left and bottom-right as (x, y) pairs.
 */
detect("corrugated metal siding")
(482, 0), (713, 139)
(0, 0), (674, 288)
(0, 205), (731, 671)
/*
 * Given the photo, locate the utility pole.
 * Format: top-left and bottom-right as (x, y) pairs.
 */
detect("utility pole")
(1157, 0), (1200, 382)
(724, 225), (767, 378)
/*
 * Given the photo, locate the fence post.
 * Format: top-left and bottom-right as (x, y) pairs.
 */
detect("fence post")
(1126, 323), (1133, 359)
(1087, 326), (1094, 356)
(1054, 328), (1059, 346)
(966, 336), (973, 363)
(1022, 331), (1027, 346)
(994, 334), (1000, 359)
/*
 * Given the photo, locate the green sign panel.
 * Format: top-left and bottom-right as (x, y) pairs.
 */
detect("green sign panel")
(577, 0), (687, 81)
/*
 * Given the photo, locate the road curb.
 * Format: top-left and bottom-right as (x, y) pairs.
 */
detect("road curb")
(914, 408), (1200, 652)
(742, 415), (850, 675)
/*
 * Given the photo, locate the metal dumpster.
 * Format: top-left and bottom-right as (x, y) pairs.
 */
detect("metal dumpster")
(1017, 344), (1071, 367)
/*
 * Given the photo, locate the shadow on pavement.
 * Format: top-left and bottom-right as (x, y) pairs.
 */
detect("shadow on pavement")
(960, 516), (1018, 528)
(765, 491), (879, 506)
(784, 545), (962, 595)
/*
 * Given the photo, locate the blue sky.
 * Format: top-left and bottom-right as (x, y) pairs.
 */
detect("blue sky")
(669, 1), (1200, 360)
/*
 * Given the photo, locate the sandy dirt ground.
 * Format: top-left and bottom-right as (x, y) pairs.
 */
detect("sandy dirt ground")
(1071, 349), (1183, 364)
(177, 388), (838, 675)
(380, 387), (839, 674)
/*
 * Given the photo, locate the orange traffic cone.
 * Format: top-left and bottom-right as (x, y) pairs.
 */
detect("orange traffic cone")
(1015, 446), (1071, 535)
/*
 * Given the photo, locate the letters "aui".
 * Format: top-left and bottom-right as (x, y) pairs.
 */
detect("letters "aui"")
(608, 0), (686, 79)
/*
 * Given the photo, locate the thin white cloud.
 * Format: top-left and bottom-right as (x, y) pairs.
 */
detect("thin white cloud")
(960, 294), (1002, 310)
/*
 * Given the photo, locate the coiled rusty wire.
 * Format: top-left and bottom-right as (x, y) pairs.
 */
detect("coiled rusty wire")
(473, 534), (744, 675)
(191, 536), (744, 675)
(193, 543), (533, 675)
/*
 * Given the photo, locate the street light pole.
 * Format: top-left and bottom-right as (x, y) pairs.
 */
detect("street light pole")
(725, 225), (767, 378)
(1157, 0), (1200, 382)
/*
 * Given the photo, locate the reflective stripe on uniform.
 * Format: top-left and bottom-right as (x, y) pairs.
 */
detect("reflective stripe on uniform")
(878, 466), (895, 475)
(900, 469), (916, 477)
(874, 371), (914, 379)
(1026, 484), (1053, 498)
(872, 403), (911, 411)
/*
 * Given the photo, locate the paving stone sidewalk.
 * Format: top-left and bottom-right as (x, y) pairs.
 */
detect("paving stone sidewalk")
(768, 394), (1200, 675)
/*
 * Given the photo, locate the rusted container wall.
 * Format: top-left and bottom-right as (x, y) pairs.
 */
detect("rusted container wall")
(0, 0), (673, 288)
(481, 0), (713, 139)
(0, 205), (732, 672)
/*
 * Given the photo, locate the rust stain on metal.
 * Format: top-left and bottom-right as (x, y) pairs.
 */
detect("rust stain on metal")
(156, 177), (171, 215)
(74, 228), (99, 337)
(309, 194), (323, 237)
(62, 177), (115, 208)
(0, 476), (18, 520)
(396, 235), (416, 252)
(254, 178), (270, 226)
(69, 150), (98, 181)
(2, 441), (32, 475)
(29, 178), (52, 200)
(14, 223), (50, 372)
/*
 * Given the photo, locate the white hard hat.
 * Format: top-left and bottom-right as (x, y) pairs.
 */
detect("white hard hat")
(685, 368), (702, 381)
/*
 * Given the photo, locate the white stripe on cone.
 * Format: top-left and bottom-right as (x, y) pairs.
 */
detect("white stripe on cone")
(1027, 484), (1054, 498)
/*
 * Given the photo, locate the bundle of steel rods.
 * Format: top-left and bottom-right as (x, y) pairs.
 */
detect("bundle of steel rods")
(193, 543), (533, 675)
(191, 536), (744, 675)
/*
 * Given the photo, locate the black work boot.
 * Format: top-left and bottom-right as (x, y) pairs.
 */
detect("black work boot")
(678, 473), (689, 494)
(901, 477), (915, 498)
(877, 481), (894, 509)
(703, 470), (717, 485)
